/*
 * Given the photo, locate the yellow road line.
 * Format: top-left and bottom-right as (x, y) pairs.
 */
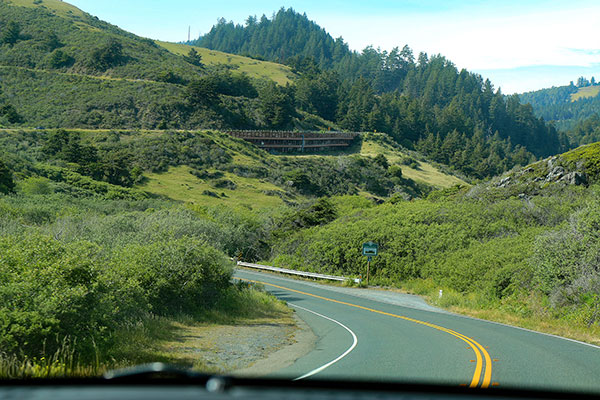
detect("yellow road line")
(242, 278), (493, 388)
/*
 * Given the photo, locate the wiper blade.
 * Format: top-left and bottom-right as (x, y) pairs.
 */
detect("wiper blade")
(103, 362), (209, 381)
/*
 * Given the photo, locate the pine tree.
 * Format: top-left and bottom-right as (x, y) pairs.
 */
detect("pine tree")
(0, 160), (15, 194)
(0, 21), (20, 46)
(184, 48), (203, 67)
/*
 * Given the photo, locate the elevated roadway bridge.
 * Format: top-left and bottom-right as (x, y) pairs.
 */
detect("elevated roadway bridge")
(227, 130), (359, 152)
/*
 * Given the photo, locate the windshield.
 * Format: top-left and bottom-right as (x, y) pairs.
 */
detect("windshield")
(1, 0), (600, 395)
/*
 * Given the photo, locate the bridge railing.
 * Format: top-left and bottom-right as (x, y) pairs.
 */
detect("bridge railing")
(227, 130), (361, 140)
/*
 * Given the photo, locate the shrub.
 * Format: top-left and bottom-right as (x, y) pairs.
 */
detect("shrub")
(0, 235), (119, 358)
(87, 38), (125, 71)
(0, 21), (20, 46)
(532, 205), (600, 306)
(111, 238), (233, 315)
(47, 49), (74, 69)
(212, 178), (237, 190)
(388, 164), (403, 179)
(18, 177), (53, 195)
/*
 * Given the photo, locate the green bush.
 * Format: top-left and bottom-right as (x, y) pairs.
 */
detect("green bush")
(0, 235), (116, 357)
(0, 232), (234, 360)
(532, 205), (600, 310)
(112, 238), (232, 315)
(18, 177), (53, 195)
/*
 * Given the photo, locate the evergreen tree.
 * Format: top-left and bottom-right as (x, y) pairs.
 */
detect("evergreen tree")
(185, 78), (219, 107)
(0, 160), (15, 194)
(258, 81), (295, 128)
(0, 21), (20, 46)
(88, 38), (125, 71)
(0, 104), (22, 124)
(183, 48), (203, 67)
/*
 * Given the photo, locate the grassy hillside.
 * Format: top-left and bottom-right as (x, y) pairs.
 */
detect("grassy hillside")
(141, 165), (290, 211)
(359, 134), (467, 188)
(7, 0), (85, 18)
(156, 41), (295, 85)
(0, 0), (200, 80)
(0, 0), (306, 130)
(571, 85), (600, 101)
(0, 128), (447, 205)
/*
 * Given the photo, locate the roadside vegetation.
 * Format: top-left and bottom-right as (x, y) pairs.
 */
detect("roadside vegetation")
(2, 0), (600, 379)
(268, 145), (600, 345)
(0, 192), (289, 377)
(3, 125), (600, 377)
(0, 126), (459, 376)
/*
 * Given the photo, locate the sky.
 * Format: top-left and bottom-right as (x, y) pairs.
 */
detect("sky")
(67, 0), (600, 94)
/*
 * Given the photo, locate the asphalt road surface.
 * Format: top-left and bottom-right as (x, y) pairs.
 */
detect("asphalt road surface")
(234, 268), (600, 393)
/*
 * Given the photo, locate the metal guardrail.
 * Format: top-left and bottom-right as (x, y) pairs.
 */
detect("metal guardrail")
(237, 261), (360, 283)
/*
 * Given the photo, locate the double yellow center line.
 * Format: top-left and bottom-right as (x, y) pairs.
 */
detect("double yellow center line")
(242, 278), (493, 388)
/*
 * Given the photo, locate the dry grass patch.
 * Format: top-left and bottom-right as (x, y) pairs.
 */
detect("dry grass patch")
(156, 41), (296, 85)
(360, 140), (466, 188)
(139, 165), (287, 210)
(571, 86), (600, 102)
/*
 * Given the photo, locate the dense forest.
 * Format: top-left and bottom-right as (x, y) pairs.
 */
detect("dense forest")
(192, 8), (566, 178)
(519, 79), (600, 138)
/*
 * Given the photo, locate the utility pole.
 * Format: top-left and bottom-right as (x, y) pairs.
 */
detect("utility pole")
(188, 26), (190, 42)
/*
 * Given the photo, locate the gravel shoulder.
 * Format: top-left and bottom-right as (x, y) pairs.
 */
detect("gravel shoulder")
(158, 311), (316, 375)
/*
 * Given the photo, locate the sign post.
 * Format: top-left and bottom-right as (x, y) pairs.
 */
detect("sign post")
(362, 241), (378, 286)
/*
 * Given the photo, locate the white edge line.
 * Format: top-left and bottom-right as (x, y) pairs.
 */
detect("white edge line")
(289, 303), (358, 380)
(447, 311), (600, 350)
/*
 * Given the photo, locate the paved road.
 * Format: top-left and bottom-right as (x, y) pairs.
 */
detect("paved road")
(235, 268), (600, 392)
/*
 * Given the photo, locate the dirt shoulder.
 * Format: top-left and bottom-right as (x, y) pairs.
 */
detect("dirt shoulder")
(157, 311), (316, 375)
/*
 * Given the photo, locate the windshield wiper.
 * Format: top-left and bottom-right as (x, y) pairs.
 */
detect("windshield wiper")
(104, 362), (208, 380)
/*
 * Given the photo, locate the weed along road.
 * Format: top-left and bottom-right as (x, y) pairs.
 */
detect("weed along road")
(234, 269), (600, 392)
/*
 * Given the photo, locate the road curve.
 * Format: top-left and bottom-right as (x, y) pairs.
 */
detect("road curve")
(234, 268), (600, 393)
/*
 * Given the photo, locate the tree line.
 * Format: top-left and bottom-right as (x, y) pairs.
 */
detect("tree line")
(192, 8), (565, 178)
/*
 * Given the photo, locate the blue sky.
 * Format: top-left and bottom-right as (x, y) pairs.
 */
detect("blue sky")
(67, 0), (600, 94)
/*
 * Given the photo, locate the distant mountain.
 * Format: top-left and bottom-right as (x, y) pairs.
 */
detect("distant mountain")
(519, 80), (600, 140)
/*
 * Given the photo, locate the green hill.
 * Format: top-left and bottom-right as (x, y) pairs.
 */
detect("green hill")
(1, 1), (567, 181)
(519, 82), (600, 137)
(571, 85), (600, 101)
(0, 128), (460, 205)
(2, 0), (293, 83)
(359, 133), (466, 189)
(0, 0), (308, 130)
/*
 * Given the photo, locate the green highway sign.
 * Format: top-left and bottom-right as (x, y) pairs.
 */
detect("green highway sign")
(362, 241), (378, 256)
